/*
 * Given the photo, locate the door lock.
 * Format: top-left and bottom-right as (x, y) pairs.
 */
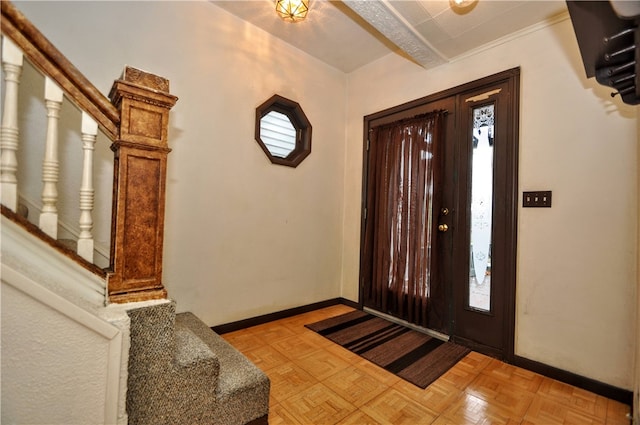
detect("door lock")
(438, 224), (449, 232)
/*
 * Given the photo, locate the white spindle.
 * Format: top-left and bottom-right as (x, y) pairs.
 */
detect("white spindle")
(0, 37), (24, 212)
(39, 77), (63, 239)
(77, 112), (97, 262)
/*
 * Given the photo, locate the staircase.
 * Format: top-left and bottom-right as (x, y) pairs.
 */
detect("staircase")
(3, 227), (270, 424)
(0, 2), (269, 424)
(126, 303), (269, 425)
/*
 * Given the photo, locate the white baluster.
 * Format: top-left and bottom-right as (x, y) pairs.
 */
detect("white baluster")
(0, 37), (24, 212)
(39, 77), (63, 239)
(77, 112), (97, 263)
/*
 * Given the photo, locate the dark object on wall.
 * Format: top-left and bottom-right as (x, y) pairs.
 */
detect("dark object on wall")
(566, 1), (640, 105)
(255, 94), (312, 168)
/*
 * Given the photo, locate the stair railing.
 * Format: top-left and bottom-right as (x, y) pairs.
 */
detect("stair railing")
(0, 1), (177, 304)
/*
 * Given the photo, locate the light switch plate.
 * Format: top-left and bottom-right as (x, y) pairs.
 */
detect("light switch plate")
(523, 191), (552, 207)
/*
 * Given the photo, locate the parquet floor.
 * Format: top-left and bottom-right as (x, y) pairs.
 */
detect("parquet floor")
(222, 304), (631, 425)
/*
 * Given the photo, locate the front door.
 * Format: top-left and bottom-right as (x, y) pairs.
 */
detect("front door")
(359, 68), (519, 360)
(360, 95), (456, 334)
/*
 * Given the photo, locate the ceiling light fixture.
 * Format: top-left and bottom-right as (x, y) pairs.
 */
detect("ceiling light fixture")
(450, 0), (478, 14)
(276, 0), (309, 23)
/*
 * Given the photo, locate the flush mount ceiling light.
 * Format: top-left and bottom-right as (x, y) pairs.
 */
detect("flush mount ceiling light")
(276, 0), (309, 23)
(450, 0), (478, 14)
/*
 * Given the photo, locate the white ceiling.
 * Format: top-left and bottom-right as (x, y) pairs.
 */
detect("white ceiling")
(211, 0), (569, 73)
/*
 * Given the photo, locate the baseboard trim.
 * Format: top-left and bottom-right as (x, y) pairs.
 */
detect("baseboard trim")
(513, 355), (633, 406)
(451, 335), (504, 360)
(211, 297), (361, 334)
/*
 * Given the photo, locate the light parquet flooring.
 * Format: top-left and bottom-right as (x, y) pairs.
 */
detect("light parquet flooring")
(222, 305), (631, 425)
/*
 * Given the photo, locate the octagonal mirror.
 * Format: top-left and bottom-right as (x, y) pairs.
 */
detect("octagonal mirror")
(255, 94), (311, 167)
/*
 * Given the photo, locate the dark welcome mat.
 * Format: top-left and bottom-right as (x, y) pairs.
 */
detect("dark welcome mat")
(305, 310), (470, 389)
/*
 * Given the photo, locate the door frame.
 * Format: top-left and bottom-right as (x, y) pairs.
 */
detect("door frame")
(358, 68), (520, 362)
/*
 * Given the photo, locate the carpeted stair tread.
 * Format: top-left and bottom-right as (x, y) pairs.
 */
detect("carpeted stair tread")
(127, 302), (217, 424)
(175, 312), (269, 401)
(127, 303), (269, 425)
(174, 322), (220, 375)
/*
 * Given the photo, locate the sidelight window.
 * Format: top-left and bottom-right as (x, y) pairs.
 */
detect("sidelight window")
(468, 104), (494, 312)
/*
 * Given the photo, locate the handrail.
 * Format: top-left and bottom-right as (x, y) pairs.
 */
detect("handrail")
(0, 1), (119, 140)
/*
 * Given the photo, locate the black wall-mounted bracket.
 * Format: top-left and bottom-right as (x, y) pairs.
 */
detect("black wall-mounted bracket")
(567, 1), (639, 105)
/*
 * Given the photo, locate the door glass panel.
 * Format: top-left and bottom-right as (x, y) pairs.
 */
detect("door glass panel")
(469, 104), (494, 312)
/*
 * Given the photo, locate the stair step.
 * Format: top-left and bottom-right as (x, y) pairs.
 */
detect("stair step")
(175, 312), (270, 424)
(125, 302), (269, 425)
(174, 321), (220, 381)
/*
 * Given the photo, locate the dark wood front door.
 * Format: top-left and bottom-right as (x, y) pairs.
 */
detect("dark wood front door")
(360, 94), (456, 334)
(360, 68), (519, 361)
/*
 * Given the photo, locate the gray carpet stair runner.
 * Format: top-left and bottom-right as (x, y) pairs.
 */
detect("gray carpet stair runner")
(126, 301), (269, 425)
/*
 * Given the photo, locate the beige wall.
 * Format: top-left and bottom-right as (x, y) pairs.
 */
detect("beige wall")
(14, 1), (348, 325)
(344, 17), (637, 390)
(14, 2), (638, 391)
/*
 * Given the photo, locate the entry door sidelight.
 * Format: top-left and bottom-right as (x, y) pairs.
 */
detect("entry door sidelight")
(451, 74), (519, 360)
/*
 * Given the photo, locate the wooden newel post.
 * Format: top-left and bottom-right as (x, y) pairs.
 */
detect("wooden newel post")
(107, 67), (178, 303)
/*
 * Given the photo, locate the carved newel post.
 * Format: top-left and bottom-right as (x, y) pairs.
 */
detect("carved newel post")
(107, 67), (178, 303)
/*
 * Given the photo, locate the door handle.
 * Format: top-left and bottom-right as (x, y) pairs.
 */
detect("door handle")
(438, 224), (449, 232)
